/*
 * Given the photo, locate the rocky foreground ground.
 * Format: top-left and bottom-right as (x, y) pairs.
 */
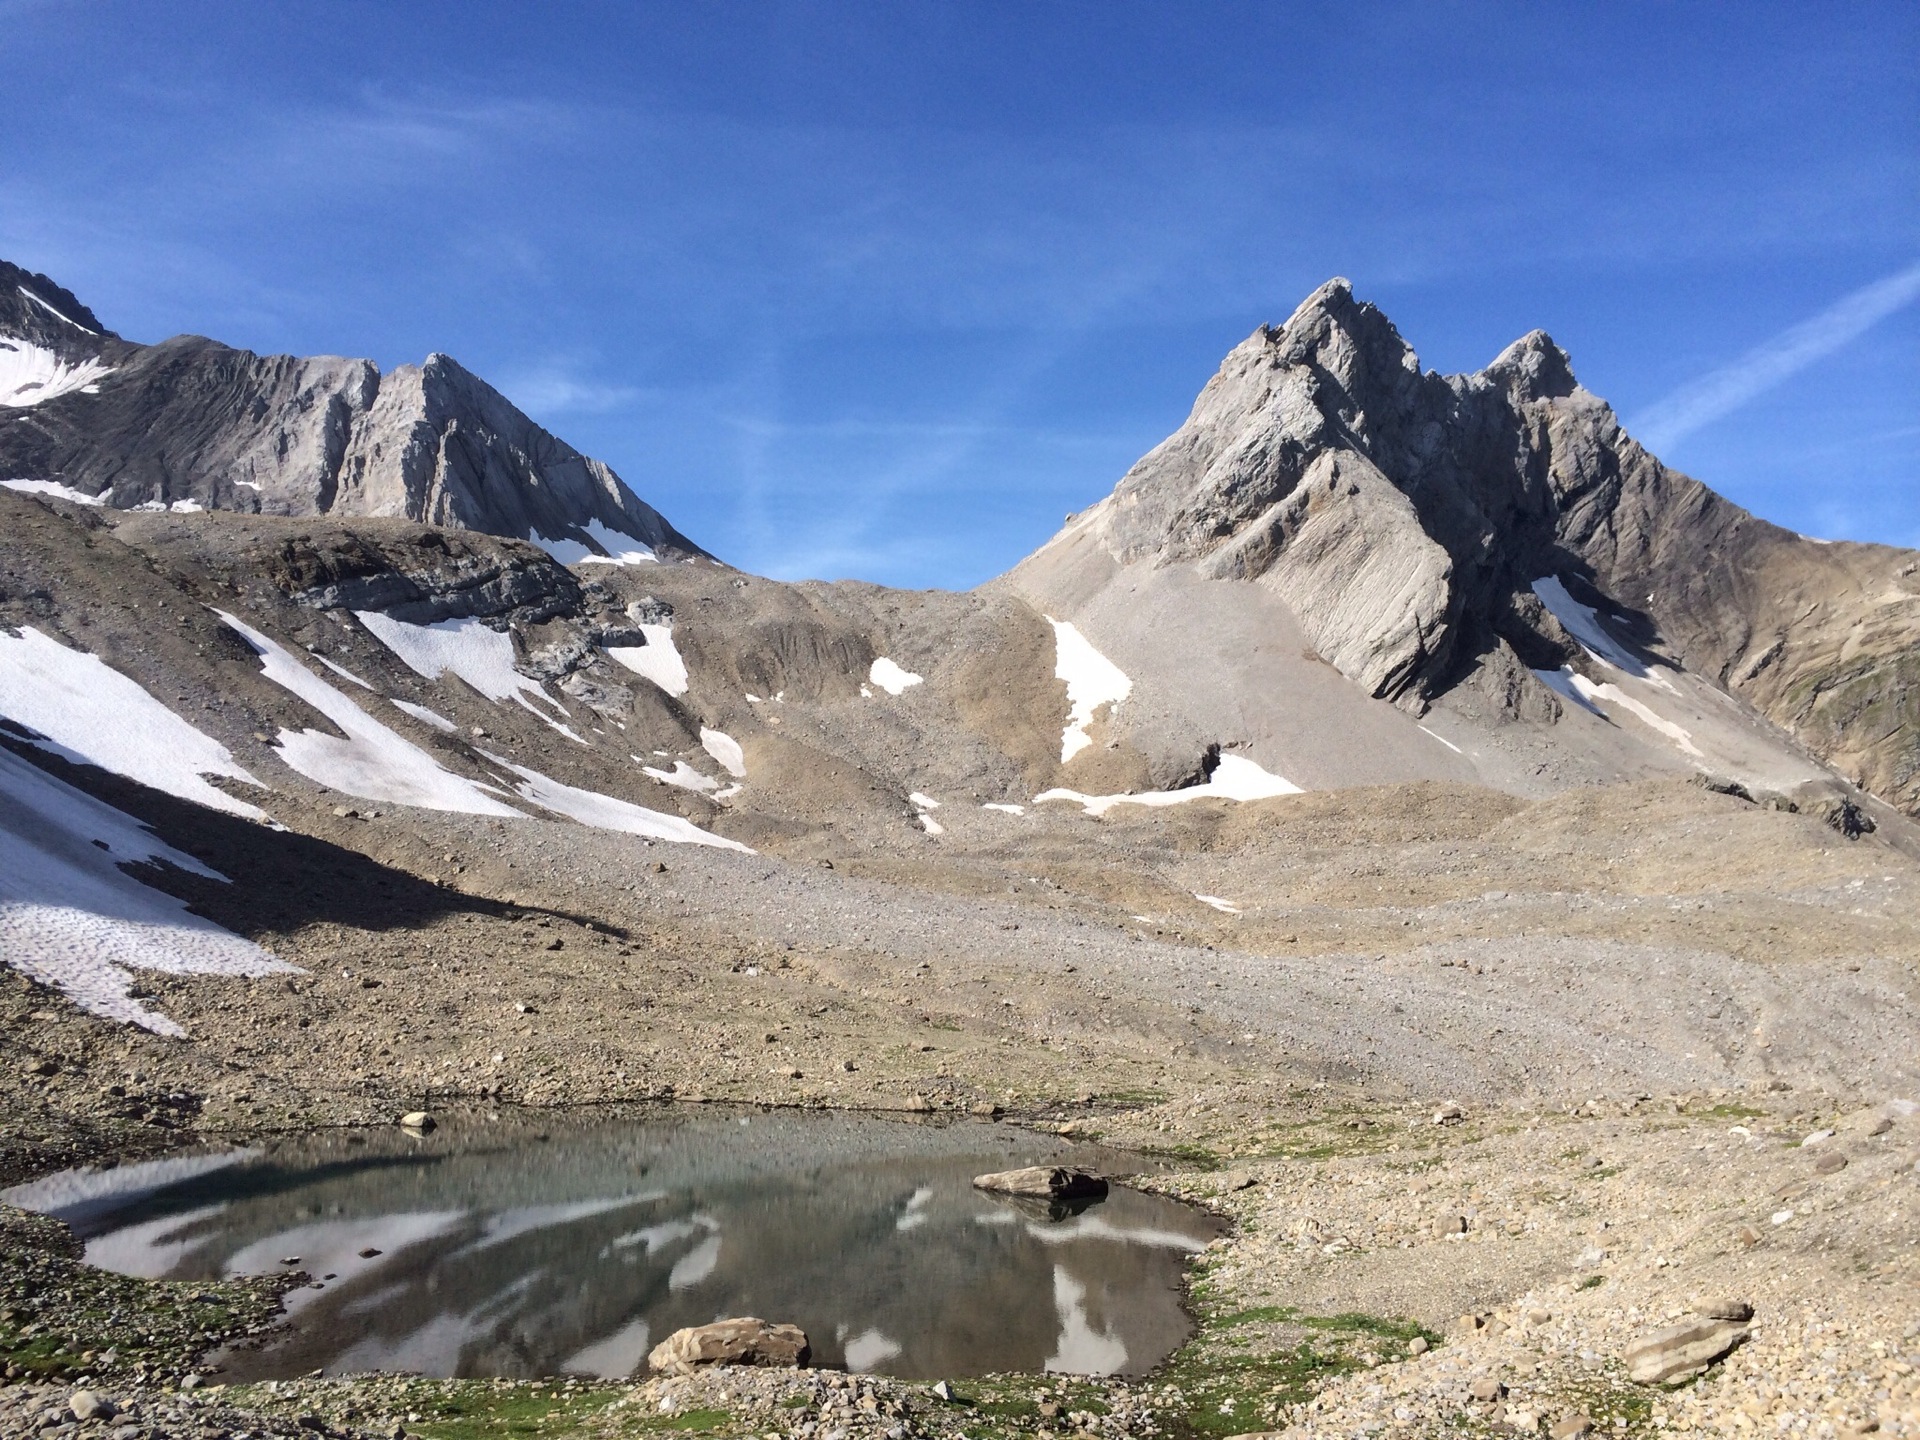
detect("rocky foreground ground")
(3, 769), (1918, 1438)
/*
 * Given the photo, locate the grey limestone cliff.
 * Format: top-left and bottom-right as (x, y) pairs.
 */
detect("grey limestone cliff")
(1064, 277), (1920, 814)
(0, 260), (706, 565)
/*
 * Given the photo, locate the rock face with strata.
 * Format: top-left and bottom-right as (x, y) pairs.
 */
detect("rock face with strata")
(1622, 1300), (1753, 1383)
(1063, 277), (1920, 816)
(0, 259), (706, 565)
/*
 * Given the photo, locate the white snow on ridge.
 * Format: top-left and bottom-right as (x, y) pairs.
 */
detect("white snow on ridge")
(0, 625), (267, 819)
(606, 624), (688, 697)
(479, 752), (751, 852)
(1036, 753), (1301, 817)
(1534, 665), (1701, 757)
(2, 479), (104, 506)
(218, 612), (522, 817)
(700, 727), (746, 778)
(530, 520), (659, 568)
(392, 699), (458, 732)
(312, 652), (375, 691)
(0, 747), (296, 1035)
(868, 657), (923, 696)
(0, 337), (112, 408)
(353, 612), (571, 731)
(641, 759), (721, 794)
(17, 285), (98, 334)
(1047, 617), (1131, 762)
(1531, 576), (1678, 694)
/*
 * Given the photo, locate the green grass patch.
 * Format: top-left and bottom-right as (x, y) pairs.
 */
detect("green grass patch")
(1578, 1274), (1606, 1290)
(407, 1384), (623, 1439)
(1101, 1088), (1170, 1106)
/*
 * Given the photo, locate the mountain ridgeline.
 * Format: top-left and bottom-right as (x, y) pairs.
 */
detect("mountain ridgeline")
(3, 260), (1916, 820)
(0, 259), (704, 565)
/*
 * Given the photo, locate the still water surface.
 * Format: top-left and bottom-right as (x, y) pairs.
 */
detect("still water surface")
(5, 1109), (1220, 1381)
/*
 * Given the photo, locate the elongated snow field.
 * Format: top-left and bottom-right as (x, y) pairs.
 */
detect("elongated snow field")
(0, 748), (296, 1034)
(0, 625), (267, 819)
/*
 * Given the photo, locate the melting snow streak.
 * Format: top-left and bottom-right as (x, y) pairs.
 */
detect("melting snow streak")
(1047, 618), (1131, 762)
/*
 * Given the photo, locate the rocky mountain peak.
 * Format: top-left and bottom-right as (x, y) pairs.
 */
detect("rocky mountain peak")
(0, 259), (113, 351)
(0, 259), (707, 565)
(1485, 328), (1578, 401)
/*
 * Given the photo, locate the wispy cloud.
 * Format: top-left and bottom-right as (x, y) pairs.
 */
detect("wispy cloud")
(1632, 259), (1920, 452)
(495, 366), (643, 417)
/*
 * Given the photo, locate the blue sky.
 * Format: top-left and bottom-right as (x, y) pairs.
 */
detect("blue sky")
(4, 2), (1915, 585)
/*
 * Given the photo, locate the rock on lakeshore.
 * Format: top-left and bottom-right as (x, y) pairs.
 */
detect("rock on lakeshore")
(972, 1165), (1110, 1200)
(1622, 1300), (1754, 1383)
(647, 1318), (811, 1376)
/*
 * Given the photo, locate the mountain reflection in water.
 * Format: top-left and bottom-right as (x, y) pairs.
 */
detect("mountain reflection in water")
(4, 1108), (1221, 1382)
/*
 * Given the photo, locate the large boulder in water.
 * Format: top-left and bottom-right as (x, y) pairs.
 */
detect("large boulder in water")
(971, 1165), (1109, 1200)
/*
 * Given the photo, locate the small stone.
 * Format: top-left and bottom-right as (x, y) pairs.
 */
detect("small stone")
(1525, 1307), (1552, 1326)
(904, 1095), (934, 1112)
(1436, 1214), (1469, 1235)
(1432, 1103), (1466, 1125)
(972, 1166), (1108, 1200)
(931, 1381), (953, 1401)
(1696, 1298), (1754, 1322)
(652, 861), (668, 874)
(1408, 1337), (1430, 1355)
(1813, 1149), (1849, 1174)
(1548, 1415), (1595, 1440)
(179, 1373), (203, 1390)
(647, 1318), (809, 1375)
(1732, 1224), (1761, 1247)
(1868, 1115), (1893, 1136)
(69, 1392), (118, 1422)
(1468, 1375), (1506, 1402)
(358, 1247), (383, 1259)
(399, 1111), (436, 1132)
(841, 1059), (857, 1072)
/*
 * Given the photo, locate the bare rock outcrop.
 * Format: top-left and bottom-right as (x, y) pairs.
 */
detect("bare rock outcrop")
(647, 1318), (810, 1375)
(0, 260), (706, 566)
(1062, 276), (1920, 816)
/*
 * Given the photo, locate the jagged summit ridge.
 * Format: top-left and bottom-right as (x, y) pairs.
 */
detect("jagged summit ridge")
(1026, 276), (1920, 818)
(0, 259), (706, 565)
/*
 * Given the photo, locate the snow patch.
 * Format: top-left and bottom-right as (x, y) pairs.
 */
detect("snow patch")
(700, 727), (746, 778)
(311, 653), (375, 691)
(354, 612), (576, 742)
(2, 478), (103, 505)
(391, 699), (457, 732)
(0, 747), (297, 1034)
(641, 759), (721, 794)
(0, 337), (112, 407)
(134, 498), (204, 513)
(982, 802), (1025, 816)
(218, 612), (522, 816)
(1418, 724), (1463, 755)
(3, 1148), (256, 1223)
(606, 624), (688, 697)
(868, 657), (923, 696)
(1035, 753), (1301, 817)
(0, 625), (267, 819)
(17, 286), (97, 334)
(1531, 576), (1678, 694)
(1047, 617), (1131, 762)
(479, 752), (751, 851)
(1194, 894), (1241, 915)
(529, 519), (659, 567)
